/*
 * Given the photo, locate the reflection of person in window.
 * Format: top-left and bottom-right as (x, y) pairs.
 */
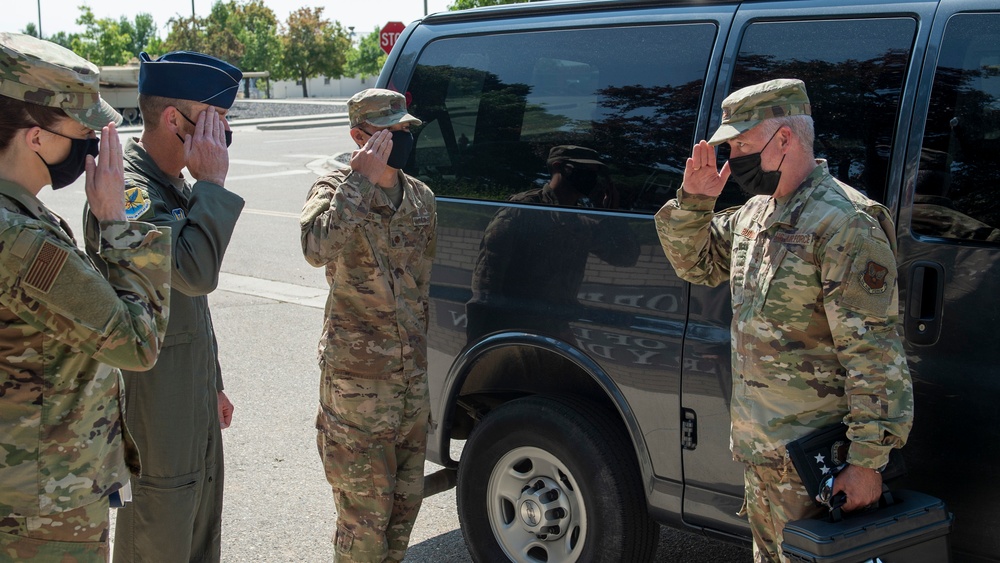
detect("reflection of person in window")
(911, 147), (1000, 242)
(466, 145), (640, 341)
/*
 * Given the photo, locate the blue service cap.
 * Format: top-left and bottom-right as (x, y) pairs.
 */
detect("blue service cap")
(138, 51), (242, 109)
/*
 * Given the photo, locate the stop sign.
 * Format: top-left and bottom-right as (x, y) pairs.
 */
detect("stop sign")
(380, 21), (405, 55)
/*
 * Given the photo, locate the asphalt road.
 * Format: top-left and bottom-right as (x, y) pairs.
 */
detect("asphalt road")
(43, 121), (752, 563)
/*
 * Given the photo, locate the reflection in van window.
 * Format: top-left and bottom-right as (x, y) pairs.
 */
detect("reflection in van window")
(914, 13), (1000, 243)
(728, 17), (917, 208)
(405, 23), (716, 213)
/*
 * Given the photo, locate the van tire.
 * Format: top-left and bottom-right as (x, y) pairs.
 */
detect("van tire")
(456, 395), (659, 563)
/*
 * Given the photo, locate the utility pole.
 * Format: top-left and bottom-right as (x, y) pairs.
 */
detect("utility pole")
(424, 0), (428, 16)
(37, 0), (42, 38)
(191, 0), (195, 18)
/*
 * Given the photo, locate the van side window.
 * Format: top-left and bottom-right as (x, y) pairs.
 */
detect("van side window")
(725, 17), (917, 207)
(406, 23), (716, 213)
(913, 13), (1000, 243)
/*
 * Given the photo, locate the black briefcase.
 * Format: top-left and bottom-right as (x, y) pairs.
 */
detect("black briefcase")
(781, 489), (953, 563)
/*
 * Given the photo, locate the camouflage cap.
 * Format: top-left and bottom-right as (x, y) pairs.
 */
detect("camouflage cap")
(0, 32), (122, 130)
(348, 88), (422, 129)
(547, 145), (606, 168)
(708, 78), (811, 146)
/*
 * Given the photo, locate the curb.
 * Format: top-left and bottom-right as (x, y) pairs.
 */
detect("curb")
(117, 112), (351, 134)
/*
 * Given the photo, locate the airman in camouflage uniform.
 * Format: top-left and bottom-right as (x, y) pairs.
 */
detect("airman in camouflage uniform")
(655, 79), (913, 562)
(301, 89), (436, 563)
(0, 32), (171, 560)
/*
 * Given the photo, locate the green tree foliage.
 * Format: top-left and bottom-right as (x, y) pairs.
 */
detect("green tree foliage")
(164, 16), (205, 53)
(71, 6), (159, 66)
(448, 0), (527, 10)
(21, 23), (39, 38)
(230, 0), (281, 96)
(278, 7), (350, 97)
(345, 26), (386, 80)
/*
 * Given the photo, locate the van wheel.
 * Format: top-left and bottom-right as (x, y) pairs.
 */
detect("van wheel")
(457, 395), (659, 563)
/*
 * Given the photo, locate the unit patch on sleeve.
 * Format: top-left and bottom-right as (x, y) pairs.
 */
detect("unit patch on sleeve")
(24, 240), (69, 293)
(171, 208), (186, 220)
(124, 186), (152, 220)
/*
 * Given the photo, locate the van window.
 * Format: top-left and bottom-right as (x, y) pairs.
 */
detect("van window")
(724, 17), (917, 207)
(406, 23), (717, 213)
(913, 13), (1000, 243)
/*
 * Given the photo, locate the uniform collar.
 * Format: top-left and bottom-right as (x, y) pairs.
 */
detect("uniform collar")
(0, 178), (47, 220)
(768, 160), (830, 228)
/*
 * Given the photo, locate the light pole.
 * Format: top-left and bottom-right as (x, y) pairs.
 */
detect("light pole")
(36, 0), (42, 38)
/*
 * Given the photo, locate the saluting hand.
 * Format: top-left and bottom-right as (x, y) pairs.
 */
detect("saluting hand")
(350, 129), (392, 185)
(683, 140), (731, 198)
(86, 122), (127, 222)
(184, 109), (229, 187)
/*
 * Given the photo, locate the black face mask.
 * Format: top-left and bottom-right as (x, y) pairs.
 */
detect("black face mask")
(727, 127), (786, 196)
(563, 164), (602, 197)
(176, 111), (233, 147)
(36, 130), (99, 190)
(386, 130), (414, 170)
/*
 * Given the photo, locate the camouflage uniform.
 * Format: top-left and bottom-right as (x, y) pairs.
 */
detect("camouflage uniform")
(0, 32), (172, 561)
(656, 79), (913, 562)
(84, 138), (244, 563)
(301, 120), (436, 560)
(0, 178), (172, 559)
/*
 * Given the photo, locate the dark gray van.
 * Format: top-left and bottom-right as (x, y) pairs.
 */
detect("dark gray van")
(378, 0), (1000, 560)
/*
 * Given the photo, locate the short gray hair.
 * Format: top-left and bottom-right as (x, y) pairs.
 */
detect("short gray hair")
(761, 115), (814, 157)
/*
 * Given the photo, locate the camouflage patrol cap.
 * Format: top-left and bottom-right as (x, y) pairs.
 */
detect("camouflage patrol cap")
(547, 145), (606, 168)
(708, 78), (811, 146)
(0, 32), (122, 129)
(348, 88), (422, 128)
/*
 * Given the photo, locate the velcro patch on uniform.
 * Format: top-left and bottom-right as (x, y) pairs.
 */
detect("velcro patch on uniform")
(840, 238), (895, 318)
(124, 187), (152, 220)
(171, 208), (186, 220)
(24, 240), (68, 293)
(412, 212), (431, 226)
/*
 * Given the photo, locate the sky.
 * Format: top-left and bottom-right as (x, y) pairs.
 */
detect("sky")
(3, 0), (454, 40)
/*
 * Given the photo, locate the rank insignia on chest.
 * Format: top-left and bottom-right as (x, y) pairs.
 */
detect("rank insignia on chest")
(171, 208), (186, 220)
(412, 213), (431, 226)
(739, 227), (757, 240)
(861, 260), (889, 294)
(124, 187), (151, 220)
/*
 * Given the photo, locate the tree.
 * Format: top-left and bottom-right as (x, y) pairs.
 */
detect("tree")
(21, 23), (39, 38)
(449, 0), (527, 10)
(165, 15), (206, 53)
(278, 7), (350, 97)
(230, 0), (281, 97)
(70, 6), (160, 65)
(345, 27), (386, 80)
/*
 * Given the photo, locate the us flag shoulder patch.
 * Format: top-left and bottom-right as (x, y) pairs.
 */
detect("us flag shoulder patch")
(24, 240), (69, 293)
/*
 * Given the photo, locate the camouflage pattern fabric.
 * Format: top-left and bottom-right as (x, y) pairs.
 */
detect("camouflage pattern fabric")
(300, 168), (436, 380)
(0, 499), (110, 561)
(0, 32), (121, 129)
(301, 167), (435, 561)
(743, 460), (824, 563)
(347, 89), (422, 129)
(0, 177), (171, 520)
(316, 374), (429, 563)
(83, 138), (243, 563)
(655, 160), (913, 470)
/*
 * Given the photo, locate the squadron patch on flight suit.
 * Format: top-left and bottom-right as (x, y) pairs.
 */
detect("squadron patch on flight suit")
(124, 185), (152, 220)
(24, 240), (68, 293)
(171, 208), (186, 220)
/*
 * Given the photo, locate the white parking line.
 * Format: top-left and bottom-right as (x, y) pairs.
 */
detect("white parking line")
(218, 272), (326, 309)
(225, 169), (314, 182)
(243, 209), (298, 218)
(229, 159), (286, 167)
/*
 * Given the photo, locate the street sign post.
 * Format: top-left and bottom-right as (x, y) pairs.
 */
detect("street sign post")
(380, 21), (405, 55)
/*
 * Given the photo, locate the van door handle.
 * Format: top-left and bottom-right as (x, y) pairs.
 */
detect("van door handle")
(904, 261), (944, 346)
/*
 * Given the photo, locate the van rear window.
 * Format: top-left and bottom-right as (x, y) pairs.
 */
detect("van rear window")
(404, 23), (717, 213)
